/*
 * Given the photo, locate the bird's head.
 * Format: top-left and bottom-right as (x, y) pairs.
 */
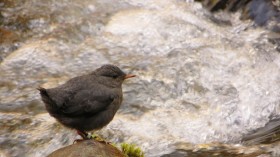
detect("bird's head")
(95, 64), (136, 87)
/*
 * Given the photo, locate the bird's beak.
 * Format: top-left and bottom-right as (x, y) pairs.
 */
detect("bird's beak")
(124, 74), (136, 79)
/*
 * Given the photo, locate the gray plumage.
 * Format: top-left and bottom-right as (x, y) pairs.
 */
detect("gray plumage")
(38, 64), (135, 132)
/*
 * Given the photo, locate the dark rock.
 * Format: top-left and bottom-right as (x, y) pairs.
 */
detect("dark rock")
(248, 0), (279, 26)
(195, 0), (280, 26)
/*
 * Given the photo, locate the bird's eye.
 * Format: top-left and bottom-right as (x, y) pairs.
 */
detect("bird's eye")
(112, 75), (118, 79)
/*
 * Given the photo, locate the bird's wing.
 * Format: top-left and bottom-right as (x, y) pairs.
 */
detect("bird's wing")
(60, 89), (115, 117)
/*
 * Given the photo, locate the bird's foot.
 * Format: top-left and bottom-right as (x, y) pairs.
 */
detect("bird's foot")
(73, 139), (84, 144)
(89, 133), (111, 145)
(75, 130), (111, 144)
(73, 130), (92, 144)
(77, 130), (92, 140)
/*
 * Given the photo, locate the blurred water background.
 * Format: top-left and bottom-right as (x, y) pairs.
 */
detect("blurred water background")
(0, 0), (279, 156)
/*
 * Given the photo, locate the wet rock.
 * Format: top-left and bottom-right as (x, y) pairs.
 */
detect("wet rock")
(0, 28), (19, 44)
(242, 118), (280, 145)
(47, 140), (125, 157)
(161, 142), (280, 157)
(247, 0), (279, 26)
(196, 0), (280, 52)
(0, 27), (21, 62)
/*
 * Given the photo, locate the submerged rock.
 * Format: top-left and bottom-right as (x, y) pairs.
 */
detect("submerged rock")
(161, 141), (280, 157)
(242, 118), (280, 145)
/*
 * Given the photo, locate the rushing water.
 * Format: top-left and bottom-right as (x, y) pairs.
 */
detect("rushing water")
(0, 0), (279, 156)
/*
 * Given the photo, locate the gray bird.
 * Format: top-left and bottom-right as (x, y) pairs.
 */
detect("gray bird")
(38, 64), (135, 139)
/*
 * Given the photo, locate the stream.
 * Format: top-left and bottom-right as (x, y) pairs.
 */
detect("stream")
(0, 0), (279, 156)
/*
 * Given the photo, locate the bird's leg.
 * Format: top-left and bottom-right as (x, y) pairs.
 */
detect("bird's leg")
(75, 130), (111, 145)
(77, 130), (91, 139)
(73, 130), (91, 144)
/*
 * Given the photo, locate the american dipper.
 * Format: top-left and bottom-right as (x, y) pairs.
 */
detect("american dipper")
(38, 64), (135, 139)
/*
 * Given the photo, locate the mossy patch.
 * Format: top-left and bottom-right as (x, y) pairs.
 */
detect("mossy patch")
(120, 143), (144, 157)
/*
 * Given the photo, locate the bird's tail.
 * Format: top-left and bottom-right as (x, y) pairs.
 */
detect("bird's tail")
(37, 87), (59, 112)
(37, 86), (48, 97)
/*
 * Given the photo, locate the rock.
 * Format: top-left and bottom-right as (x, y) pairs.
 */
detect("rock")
(47, 140), (125, 157)
(196, 0), (280, 53)
(160, 142), (280, 157)
(242, 118), (280, 145)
